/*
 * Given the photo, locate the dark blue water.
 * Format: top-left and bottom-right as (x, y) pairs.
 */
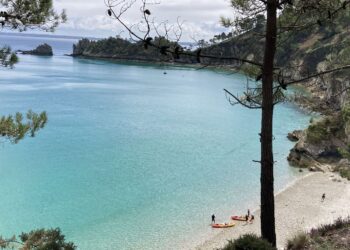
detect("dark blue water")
(0, 34), (310, 249)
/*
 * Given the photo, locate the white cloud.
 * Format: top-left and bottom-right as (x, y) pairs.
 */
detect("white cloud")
(53, 0), (233, 40)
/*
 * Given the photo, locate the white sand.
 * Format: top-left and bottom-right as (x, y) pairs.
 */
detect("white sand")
(196, 172), (350, 250)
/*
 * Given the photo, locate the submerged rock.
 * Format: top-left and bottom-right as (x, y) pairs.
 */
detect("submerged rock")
(22, 43), (53, 56)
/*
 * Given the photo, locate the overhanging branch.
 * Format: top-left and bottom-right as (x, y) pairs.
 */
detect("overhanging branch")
(224, 89), (262, 109)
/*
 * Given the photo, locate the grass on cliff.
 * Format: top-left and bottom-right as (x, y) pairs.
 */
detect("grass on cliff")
(286, 217), (350, 250)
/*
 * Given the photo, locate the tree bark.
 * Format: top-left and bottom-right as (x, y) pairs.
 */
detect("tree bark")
(260, 0), (277, 247)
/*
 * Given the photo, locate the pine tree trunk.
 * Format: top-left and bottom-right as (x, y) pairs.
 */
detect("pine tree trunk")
(260, 0), (277, 246)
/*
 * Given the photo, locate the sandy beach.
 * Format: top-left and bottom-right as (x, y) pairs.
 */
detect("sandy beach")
(196, 172), (350, 250)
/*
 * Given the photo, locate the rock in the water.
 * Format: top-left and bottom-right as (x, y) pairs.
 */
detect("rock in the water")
(22, 43), (53, 56)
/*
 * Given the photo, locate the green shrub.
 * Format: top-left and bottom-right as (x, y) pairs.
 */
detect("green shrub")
(310, 217), (350, 237)
(286, 232), (309, 250)
(337, 147), (350, 160)
(301, 217), (350, 250)
(0, 228), (75, 250)
(286, 218), (350, 250)
(340, 169), (350, 180)
(306, 122), (330, 143)
(341, 104), (350, 123)
(306, 116), (343, 144)
(222, 234), (276, 250)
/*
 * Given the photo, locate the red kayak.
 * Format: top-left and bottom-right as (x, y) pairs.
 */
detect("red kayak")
(211, 222), (235, 228)
(231, 215), (247, 221)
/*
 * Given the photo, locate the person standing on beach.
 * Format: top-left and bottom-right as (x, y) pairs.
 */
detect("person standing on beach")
(247, 209), (250, 217)
(321, 193), (326, 202)
(249, 215), (255, 224)
(211, 214), (215, 224)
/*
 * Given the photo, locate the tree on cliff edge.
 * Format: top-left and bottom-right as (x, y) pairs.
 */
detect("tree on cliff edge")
(105, 0), (350, 246)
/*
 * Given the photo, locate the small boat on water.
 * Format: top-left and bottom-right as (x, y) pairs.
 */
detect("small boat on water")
(231, 215), (247, 221)
(211, 222), (235, 228)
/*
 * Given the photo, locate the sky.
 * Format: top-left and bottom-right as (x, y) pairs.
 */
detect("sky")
(52, 0), (234, 41)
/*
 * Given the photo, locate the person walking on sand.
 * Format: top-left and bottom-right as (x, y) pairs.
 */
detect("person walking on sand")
(247, 209), (250, 217)
(321, 193), (326, 202)
(211, 214), (215, 224)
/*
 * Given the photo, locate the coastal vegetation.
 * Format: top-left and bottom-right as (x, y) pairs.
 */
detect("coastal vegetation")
(286, 217), (350, 250)
(340, 168), (350, 180)
(306, 116), (342, 144)
(73, 3), (350, 71)
(0, 228), (75, 250)
(222, 234), (275, 250)
(72, 36), (193, 63)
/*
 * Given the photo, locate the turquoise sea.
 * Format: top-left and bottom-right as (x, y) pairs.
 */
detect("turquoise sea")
(0, 34), (310, 249)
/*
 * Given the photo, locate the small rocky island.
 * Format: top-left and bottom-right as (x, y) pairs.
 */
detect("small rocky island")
(21, 43), (53, 56)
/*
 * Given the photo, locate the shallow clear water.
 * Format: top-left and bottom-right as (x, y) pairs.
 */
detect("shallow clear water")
(0, 35), (310, 249)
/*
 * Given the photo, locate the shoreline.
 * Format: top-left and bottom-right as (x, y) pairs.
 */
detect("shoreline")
(68, 55), (241, 73)
(195, 172), (350, 250)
